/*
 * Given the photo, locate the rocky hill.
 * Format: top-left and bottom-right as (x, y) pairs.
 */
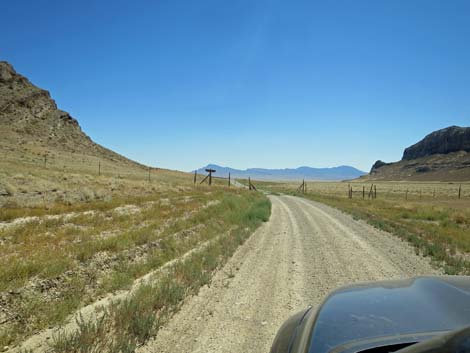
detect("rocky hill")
(366, 126), (470, 181)
(0, 61), (143, 168)
(0, 62), (182, 208)
(402, 126), (470, 160)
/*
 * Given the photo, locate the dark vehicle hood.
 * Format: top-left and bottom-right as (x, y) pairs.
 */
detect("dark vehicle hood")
(308, 276), (470, 353)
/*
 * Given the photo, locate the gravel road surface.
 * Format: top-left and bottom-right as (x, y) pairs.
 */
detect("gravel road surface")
(139, 195), (440, 353)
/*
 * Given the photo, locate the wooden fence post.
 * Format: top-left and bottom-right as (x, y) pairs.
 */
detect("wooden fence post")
(199, 174), (209, 184)
(99, 161), (101, 176)
(458, 184), (462, 199)
(362, 186), (365, 199)
(368, 184), (373, 199)
(247, 177), (257, 191)
(200, 169), (215, 186)
(298, 180), (306, 193)
(250, 178), (257, 191)
(194, 170), (197, 184)
(228, 172), (231, 187)
(374, 185), (377, 199)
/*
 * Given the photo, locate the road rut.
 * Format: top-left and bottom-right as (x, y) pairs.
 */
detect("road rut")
(139, 195), (440, 353)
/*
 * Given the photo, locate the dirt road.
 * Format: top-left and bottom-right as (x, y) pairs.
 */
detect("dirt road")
(139, 195), (440, 353)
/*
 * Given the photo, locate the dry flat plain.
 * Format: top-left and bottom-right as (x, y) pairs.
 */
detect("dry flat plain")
(138, 194), (439, 353)
(2, 173), (467, 353)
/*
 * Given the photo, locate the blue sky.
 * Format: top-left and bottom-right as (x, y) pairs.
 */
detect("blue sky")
(2, 0), (470, 172)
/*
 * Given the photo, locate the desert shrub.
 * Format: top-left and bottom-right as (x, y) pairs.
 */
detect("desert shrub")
(80, 187), (95, 202)
(1, 181), (17, 195)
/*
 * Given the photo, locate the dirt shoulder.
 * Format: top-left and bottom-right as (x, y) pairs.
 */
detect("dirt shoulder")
(139, 195), (440, 353)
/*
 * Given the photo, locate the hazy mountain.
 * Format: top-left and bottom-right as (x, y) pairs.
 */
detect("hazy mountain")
(196, 164), (366, 181)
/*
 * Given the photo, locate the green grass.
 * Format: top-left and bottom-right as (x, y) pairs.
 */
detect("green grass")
(50, 191), (270, 353)
(256, 180), (469, 275)
(306, 193), (470, 274)
(2, 188), (270, 349)
(307, 195), (470, 275)
(0, 192), (209, 291)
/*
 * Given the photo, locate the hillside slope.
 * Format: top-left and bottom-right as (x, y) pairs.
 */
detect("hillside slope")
(0, 61), (143, 168)
(0, 62), (192, 207)
(365, 126), (470, 181)
(403, 126), (470, 160)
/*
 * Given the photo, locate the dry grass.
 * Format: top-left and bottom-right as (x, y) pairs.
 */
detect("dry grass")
(0, 186), (269, 348)
(255, 180), (470, 275)
(1, 192), (204, 290)
(0, 146), (228, 211)
(0, 145), (260, 349)
(13, 191), (270, 352)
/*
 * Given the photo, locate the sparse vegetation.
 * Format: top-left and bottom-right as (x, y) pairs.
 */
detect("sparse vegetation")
(0, 115), (252, 349)
(49, 191), (270, 352)
(256, 180), (470, 275)
(0, 184), (270, 349)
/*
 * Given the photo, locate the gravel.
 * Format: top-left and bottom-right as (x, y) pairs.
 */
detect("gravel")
(138, 195), (441, 353)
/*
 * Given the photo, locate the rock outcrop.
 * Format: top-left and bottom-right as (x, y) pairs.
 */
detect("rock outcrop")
(363, 126), (470, 181)
(370, 160), (390, 174)
(0, 61), (142, 167)
(0, 61), (91, 150)
(402, 126), (470, 160)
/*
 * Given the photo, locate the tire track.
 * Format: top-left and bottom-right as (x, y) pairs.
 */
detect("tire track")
(138, 195), (441, 353)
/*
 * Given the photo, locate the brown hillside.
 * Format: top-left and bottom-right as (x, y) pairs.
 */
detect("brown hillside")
(0, 61), (144, 168)
(364, 126), (470, 181)
(0, 62), (192, 208)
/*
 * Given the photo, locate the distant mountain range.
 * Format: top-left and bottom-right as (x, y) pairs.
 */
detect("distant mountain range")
(196, 164), (366, 181)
